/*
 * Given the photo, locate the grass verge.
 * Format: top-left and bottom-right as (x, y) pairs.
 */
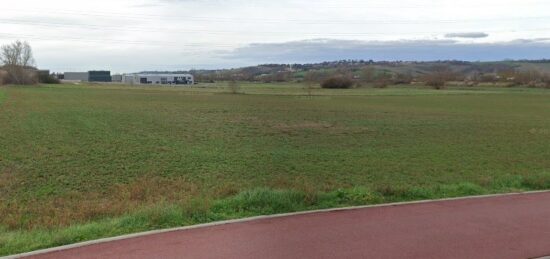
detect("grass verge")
(2, 176), (549, 256)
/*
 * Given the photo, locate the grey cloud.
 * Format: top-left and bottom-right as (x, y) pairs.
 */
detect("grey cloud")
(9, 15), (89, 25)
(222, 38), (550, 63)
(445, 32), (489, 38)
(506, 38), (550, 44)
(130, 3), (162, 8)
(34, 38), (550, 72)
(155, 0), (226, 4)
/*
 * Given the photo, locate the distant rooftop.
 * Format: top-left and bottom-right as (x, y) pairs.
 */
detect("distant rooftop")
(127, 73), (193, 77)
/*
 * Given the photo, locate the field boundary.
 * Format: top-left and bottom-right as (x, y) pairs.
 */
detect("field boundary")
(5, 190), (550, 259)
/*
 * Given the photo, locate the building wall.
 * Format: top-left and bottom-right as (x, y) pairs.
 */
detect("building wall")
(64, 72), (89, 82)
(37, 70), (50, 78)
(122, 75), (137, 85)
(89, 71), (111, 82)
(112, 75), (123, 82)
(122, 74), (194, 85)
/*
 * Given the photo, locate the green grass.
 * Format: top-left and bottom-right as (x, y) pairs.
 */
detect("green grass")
(1, 83), (550, 255)
(1, 181), (548, 256)
(0, 89), (5, 104)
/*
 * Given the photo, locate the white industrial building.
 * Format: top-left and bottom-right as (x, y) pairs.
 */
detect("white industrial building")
(64, 72), (89, 82)
(122, 74), (194, 85)
(111, 74), (123, 82)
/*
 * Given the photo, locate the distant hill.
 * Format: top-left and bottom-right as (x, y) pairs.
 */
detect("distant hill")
(142, 60), (550, 82)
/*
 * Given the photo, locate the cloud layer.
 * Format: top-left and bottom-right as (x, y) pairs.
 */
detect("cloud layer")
(445, 32), (489, 38)
(3, 0), (550, 71)
(223, 38), (550, 63)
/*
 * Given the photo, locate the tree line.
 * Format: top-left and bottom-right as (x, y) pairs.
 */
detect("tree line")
(0, 40), (58, 85)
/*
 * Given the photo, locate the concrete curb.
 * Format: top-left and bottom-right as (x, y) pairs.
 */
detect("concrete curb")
(5, 190), (550, 259)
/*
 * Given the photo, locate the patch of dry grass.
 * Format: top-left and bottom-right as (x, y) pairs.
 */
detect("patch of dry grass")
(0, 176), (200, 230)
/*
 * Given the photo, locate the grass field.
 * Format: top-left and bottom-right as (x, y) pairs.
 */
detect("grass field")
(0, 89), (5, 104)
(1, 83), (550, 255)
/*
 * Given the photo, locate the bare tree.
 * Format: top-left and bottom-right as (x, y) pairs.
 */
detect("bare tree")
(423, 65), (455, 90)
(0, 40), (37, 85)
(303, 71), (316, 96)
(360, 66), (394, 88)
(227, 80), (240, 94)
(0, 70), (7, 85)
(373, 71), (392, 88)
(321, 75), (354, 89)
(361, 66), (376, 84)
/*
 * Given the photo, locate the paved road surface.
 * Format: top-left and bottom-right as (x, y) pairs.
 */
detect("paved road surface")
(22, 192), (550, 259)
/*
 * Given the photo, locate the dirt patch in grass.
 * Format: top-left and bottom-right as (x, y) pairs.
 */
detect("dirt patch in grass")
(273, 121), (334, 131)
(528, 128), (550, 135)
(0, 166), (18, 193)
(272, 121), (371, 135)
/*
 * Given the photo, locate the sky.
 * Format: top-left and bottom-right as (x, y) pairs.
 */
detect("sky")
(1, 0), (550, 72)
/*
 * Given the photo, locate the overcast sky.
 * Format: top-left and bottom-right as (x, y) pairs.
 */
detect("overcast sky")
(1, 0), (550, 72)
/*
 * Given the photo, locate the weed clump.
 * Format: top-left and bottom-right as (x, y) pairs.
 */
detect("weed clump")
(333, 187), (383, 205)
(211, 188), (310, 216)
(521, 172), (550, 189)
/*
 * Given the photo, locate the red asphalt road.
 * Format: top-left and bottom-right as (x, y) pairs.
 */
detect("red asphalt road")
(25, 192), (550, 259)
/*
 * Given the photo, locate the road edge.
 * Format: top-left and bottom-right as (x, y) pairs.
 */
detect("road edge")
(5, 190), (550, 259)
